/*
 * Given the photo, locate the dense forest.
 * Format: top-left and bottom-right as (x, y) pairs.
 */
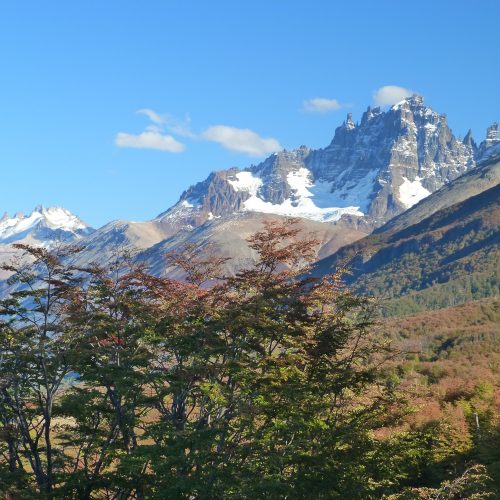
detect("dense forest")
(0, 220), (498, 498)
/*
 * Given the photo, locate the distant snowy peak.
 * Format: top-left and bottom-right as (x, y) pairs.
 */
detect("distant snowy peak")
(0, 206), (93, 243)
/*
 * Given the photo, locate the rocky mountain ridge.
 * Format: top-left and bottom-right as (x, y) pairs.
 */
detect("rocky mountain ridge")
(161, 96), (497, 231)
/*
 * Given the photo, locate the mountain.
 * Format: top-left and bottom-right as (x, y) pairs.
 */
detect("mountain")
(0, 206), (93, 281)
(1, 98), (498, 286)
(312, 151), (500, 316)
(0, 205), (92, 244)
(160, 96), (483, 231)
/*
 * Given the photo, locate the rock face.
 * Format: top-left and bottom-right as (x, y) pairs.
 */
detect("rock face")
(379, 146), (500, 234)
(161, 96), (484, 230)
(477, 122), (500, 160)
(312, 96), (476, 221)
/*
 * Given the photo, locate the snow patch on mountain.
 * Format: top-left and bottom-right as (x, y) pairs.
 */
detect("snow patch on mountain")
(398, 177), (431, 208)
(180, 199), (198, 209)
(314, 169), (379, 213)
(228, 167), (367, 222)
(227, 171), (263, 195)
(286, 168), (311, 198)
(242, 193), (363, 222)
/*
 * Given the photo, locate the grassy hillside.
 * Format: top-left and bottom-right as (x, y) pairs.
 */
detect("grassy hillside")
(315, 183), (500, 316)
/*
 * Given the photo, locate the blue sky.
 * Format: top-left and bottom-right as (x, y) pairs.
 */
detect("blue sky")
(0, 0), (498, 228)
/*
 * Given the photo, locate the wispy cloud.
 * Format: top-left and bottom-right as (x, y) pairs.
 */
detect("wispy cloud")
(115, 131), (185, 152)
(201, 126), (282, 156)
(373, 85), (414, 106)
(163, 113), (197, 139)
(137, 108), (164, 125)
(302, 97), (342, 113)
(115, 109), (186, 153)
(138, 109), (197, 139)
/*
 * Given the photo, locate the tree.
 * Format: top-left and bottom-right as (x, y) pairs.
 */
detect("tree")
(0, 244), (83, 496)
(386, 464), (494, 499)
(56, 257), (155, 499)
(131, 219), (398, 497)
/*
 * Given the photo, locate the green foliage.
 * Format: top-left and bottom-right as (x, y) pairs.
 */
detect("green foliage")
(379, 272), (500, 317)
(385, 464), (494, 499)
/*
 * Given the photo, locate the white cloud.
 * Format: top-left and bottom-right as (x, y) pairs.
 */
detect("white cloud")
(118, 109), (281, 157)
(137, 108), (164, 125)
(201, 126), (282, 156)
(373, 85), (414, 106)
(302, 97), (342, 113)
(115, 131), (185, 153)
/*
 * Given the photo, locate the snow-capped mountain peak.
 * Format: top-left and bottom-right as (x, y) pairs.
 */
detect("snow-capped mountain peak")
(0, 206), (92, 243)
(159, 95), (490, 230)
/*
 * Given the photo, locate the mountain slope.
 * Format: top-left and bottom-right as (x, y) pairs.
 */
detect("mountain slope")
(68, 218), (183, 269)
(312, 154), (500, 315)
(135, 212), (368, 279)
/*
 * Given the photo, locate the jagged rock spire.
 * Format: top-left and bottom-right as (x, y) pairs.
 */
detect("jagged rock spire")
(408, 94), (424, 106)
(463, 129), (476, 149)
(477, 122), (500, 159)
(361, 106), (381, 125)
(486, 122), (499, 141)
(345, 112), (355, 130)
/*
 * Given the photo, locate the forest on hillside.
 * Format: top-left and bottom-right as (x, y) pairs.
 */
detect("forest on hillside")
(0, 220), (498, 499)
